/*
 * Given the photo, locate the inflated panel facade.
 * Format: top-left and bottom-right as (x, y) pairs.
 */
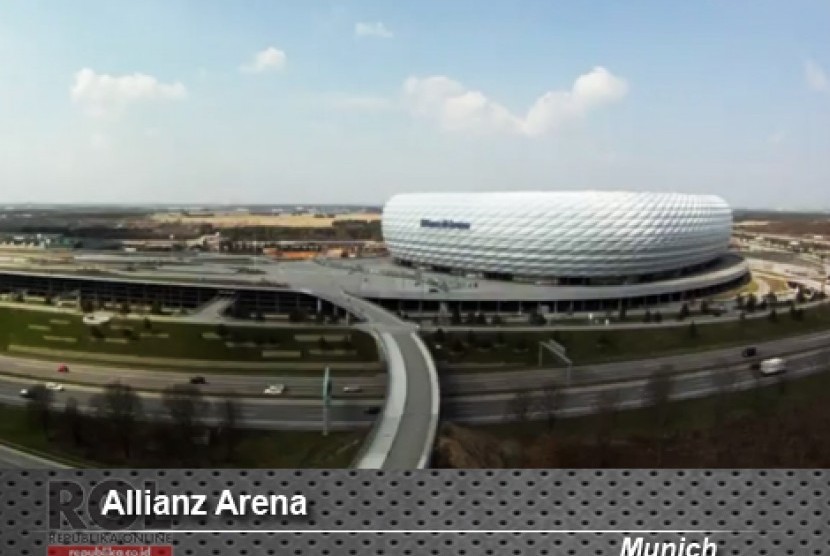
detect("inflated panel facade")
(381, 191), (732, 279)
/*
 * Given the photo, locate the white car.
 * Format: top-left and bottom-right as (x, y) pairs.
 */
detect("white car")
(759, 358), (787, 376)
(263, 384), (286, 395)
(342, 385), (362, 393)
(45, 382), (64, 392)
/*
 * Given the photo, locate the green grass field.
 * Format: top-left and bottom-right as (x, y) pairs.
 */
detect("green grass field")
(427, 303), (830, 368)
(0, 305), (378, 368)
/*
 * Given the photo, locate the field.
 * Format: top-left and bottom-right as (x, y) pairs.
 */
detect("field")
(427, 303), (830, 369)
(150, 212), (381, 228)
(0, 305), (380, 372)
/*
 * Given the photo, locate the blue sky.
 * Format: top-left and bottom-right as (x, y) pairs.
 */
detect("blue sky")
(0, 1), (828, 208)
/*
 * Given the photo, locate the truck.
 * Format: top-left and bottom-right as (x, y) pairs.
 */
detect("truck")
(759, 357), (787, 376)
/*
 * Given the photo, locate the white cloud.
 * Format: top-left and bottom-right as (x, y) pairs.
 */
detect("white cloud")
(70, 68), (187, 118)
(240, 47), (287, 74)
(805, 59), (829, 93)
(325, 94), (395, 111)
(402, 66), (628, 136)
(354, 21), (394, 39)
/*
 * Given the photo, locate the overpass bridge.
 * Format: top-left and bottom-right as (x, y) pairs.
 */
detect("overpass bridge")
(300, 288), (440, 469)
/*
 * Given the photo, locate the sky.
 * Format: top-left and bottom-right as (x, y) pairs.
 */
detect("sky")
(0, 1), (828, 208)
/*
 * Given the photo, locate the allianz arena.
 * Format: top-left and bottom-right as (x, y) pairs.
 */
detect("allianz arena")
(382, 191), (734, 284)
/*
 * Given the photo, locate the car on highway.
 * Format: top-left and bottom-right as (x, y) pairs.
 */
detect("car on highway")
(45, 382), (64, 392)
(742, 347), (758, 358)
(263, 384), (286, 395)
(759, 358), (787, 376)
(57, 364), (69, 373)
(342, 385), (362, 393)
(189, 376), (207, 385)
(19, 388), (32, 399)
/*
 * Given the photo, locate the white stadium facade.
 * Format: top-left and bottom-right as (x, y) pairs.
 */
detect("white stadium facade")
(365, 191), (751, 314)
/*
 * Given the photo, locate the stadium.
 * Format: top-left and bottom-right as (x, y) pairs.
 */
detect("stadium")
(382, 191), (734, 285)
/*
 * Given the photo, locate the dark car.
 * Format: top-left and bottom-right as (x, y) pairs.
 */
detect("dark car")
(742, 347), (757, 358)
(364, 406), (381, 416)
(189, 376), (207, 385)
(749, 361), (761, 371)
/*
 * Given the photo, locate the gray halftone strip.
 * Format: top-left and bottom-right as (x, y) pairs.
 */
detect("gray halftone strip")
(0, 470), (826, 554)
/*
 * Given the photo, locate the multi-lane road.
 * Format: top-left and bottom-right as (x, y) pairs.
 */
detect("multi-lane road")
(2, 328), (828, 429)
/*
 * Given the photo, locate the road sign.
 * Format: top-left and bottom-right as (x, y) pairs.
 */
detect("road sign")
(322, 367), (332, 406)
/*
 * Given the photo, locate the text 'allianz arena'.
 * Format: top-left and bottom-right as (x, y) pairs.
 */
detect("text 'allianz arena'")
(381, 191), (733, 283)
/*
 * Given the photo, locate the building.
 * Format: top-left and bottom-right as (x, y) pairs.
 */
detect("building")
(382, 191), (733, 285)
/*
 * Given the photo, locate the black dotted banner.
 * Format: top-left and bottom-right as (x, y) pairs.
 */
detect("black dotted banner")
(0, 470), (827, 554)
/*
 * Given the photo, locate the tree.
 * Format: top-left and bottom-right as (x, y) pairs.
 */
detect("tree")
(643, 310), (652, 323)
(700, 299), (710, 315)
(653, 311), (663, 323)
(618, 304), (627, 322)
(678, 303), (690, 321)
(644, 366), (675, 465)
(795, 289), (807, 304)
(434, 328), (446, 344)
(745, 293), (758, 313)
(95, 382), (143, 459)
(506, 389), (534, 424)
(62, 398), (84, 447)
(593, 389), (621, 467)
(734, 294), (744, 310)
(150, 299), (163, 315)
(465, 312), (476, 325)
(475, 312), (488, 325)
(80, 298), (95, 314)
(255, 310), (264, 322)
(44, 293), (53, 305)
(768, 308), (778, 322)
(218, 397), (242, 462)
(450, 306), (462, 325)
(536, 382), (562, 432)
(318, 336), (329, 351)
(161, 384), (209, 462)
(491, 314), (504, 326)
(26, 384), (54, 436)
(143, 317), (153, 331)
(688, 321), (698, 339)
(120, 302), (131, 315)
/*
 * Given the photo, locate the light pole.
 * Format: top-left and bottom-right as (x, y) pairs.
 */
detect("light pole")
(322, 366), (331, 436)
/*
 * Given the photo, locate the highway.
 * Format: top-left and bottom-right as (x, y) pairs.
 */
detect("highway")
(0, 378), (378, 430)
(0, 353), (387, 398)
(441, 328), (830, 394)
(0, 443), (69, 469)
(443, 347), (829, 423)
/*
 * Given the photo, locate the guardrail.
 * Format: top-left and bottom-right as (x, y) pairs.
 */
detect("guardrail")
(411, 333), (440, 469)
(352, 332), (408, 469)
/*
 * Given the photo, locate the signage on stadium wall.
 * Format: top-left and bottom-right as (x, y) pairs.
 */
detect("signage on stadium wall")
(420, 219), (471, 230)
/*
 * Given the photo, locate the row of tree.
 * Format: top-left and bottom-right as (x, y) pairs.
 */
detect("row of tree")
(487, 358), (812, 467)
(25, 382), (243, 466)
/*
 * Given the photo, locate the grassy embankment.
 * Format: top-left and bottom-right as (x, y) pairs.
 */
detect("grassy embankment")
(0, 305), (380, 374)
(425, 303), (830, 369)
